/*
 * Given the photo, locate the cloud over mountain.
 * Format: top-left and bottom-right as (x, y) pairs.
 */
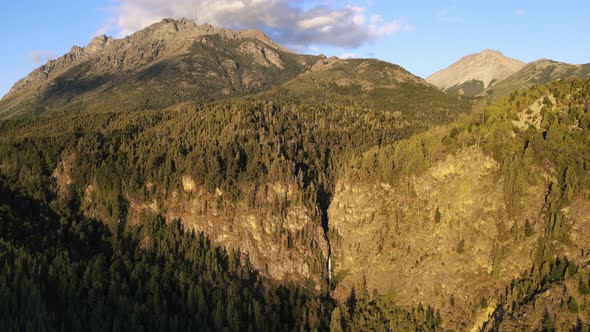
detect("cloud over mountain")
(104, 0), (408, 50)
(28, 50), (56, 63)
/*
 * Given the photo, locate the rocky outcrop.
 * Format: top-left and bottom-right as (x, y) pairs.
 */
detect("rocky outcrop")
(329, 147), (551, 329)
(238, 41), (283, 68)
(123, 178), (329, 289)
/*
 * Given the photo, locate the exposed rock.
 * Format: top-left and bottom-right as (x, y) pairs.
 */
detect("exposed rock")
(51, 153), (76, 196)
(311, 56), (341, 72)
(85, 35), (113, 55)
(181, 175), (196, 192)
(123, 180), (329, 289)
(427, 49), (525, 96)
(329, 146), (549, 328)
(238, 41), (283, 68)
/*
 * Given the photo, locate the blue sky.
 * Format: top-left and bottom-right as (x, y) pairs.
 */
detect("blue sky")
(1, 0), (589, 98)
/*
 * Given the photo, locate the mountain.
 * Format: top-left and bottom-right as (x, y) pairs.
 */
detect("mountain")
(427, 49), (525, 96)
(2, 18), (590, 331)
(328, 78), (590, 330)
(258, 56), (470, 132)
(483, 58), (590, 97)
(0, 18), (319, 119)
(0, 17), (469, 289)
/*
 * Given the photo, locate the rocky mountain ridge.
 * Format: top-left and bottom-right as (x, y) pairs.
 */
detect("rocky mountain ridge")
(0, 18), (318, 119)
(483, 58), (590, 97)
(5, 18), (287, 100)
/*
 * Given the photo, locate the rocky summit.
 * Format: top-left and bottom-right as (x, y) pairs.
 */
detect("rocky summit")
(0, 18), (318, 119)
(427, 49), (525, 96)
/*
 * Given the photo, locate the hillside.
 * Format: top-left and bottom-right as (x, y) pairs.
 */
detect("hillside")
(257, 56), (470, 133)
(329, 78), (590, 330)
(427, 49), (525, 96)
(3, 73), (589, 330)
(483, 59), (590, 97)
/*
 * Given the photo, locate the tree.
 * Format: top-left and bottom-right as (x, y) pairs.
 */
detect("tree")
(524, 219), (534, 237)
(434, 207), (442, 223)
(568, 296), (579, 314)
(579, 278), (590, 295)
(542, 309), (555, 332)
(330, 307), (344, 332)
(456, 239), (465, 254)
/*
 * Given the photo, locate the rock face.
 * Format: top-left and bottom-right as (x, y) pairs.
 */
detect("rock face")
(162, 181), (329, 288)
(329, 146), (553, 328)
(111, 176), (329, 289)
(0, 18), (318, 119)
(427, 49), (525, 96)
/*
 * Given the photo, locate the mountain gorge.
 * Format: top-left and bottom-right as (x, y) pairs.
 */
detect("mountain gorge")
(1, 18), (590, 331)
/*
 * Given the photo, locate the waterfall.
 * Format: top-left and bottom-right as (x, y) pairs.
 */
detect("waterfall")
(328, 256), (332, 284)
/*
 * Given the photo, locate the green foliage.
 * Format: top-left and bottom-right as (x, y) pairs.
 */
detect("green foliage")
(480, 297), (488, 309)
(0, 178), (332, 331)
(579, 278), (590, 295)
(456, 239), (465, 254)
(335, 285), (442, 331)
(542, 309), (556, 332)
(568, 296), (580, 314)
(434, 207), (442, 223)
(445, 79), (485, 97)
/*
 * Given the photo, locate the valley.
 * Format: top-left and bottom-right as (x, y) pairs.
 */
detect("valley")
(1, 17), (590, 332)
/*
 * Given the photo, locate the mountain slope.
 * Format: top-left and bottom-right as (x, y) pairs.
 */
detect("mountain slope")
(427, 49), (525, 96)
(329, 77), (590, 330)
(257, 56), (470, 132)
(0, 18), (318, 120)
(0, 19), (471, 291)
(483, 59), (590, 97)
(5, 18), (590, 331)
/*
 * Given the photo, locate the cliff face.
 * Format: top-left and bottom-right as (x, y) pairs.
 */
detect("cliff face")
(329, 146), (553, 328)
(162, 180), (329, 288)
(77, 173), (329, 288)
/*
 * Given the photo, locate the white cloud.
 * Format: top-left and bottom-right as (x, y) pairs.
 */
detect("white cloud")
(28, 50), (56, 64)
(94, 18), (117, 37)
(436, 7), (464, 23)
(515, 9), (525, 16)
(339, 53), (358, 59)
(102, 0), (411, 50)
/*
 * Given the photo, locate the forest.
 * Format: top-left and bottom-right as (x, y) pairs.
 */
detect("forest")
(1, 76), (590, 330)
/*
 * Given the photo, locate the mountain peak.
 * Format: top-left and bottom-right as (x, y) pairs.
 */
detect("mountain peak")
(3, 19), (292, 103)
(86, 34), (113, 55)
(426, 49), (525, 96)
(480, 49), (503, 56)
